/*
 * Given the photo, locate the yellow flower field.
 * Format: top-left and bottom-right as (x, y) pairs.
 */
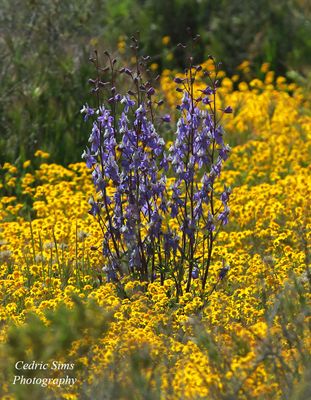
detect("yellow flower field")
(0, 64), (310, 400)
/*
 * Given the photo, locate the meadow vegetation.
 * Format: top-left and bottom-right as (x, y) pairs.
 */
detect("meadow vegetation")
(1, 0), (310, 164)
(0, 58), (310, 399)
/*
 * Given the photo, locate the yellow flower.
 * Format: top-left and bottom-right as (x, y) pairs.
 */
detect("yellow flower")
(150, 63), (158, 71)
(265, 71), (275, 84)
(89, 37), (99, 47)
(34, 150), (50, 158)
(238, 82), (249, 91)
(261, 62), (270, 73)
(118, 39), (126, 54)
(23, 160), (31, 168)
(250, 79), (264, 89)
(237, 60), (250, 70)
(162, 36), (171, 45)
(166, 52), (174, 62)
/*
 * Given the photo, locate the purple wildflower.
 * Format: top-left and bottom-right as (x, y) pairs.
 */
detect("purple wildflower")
(205, 211), (216, 232)
(80, 104), (95, 121)
(191, 266), (199, 279)
(219, 264), (230, 279)
(223, 106), (233, 114)
(88, 199), (100, 216)
(161, 114), (171, 123)
(82, 53), (232, 290)
(82, 147), (97, 169)
(121, 95), (135, 113)
(218, 204), (230, 225)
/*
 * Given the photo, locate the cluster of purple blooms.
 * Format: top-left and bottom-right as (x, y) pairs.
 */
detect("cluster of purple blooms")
(81, 54), (231, 294)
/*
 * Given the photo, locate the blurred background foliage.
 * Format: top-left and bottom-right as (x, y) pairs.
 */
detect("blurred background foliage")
(0, 0), (310, 165)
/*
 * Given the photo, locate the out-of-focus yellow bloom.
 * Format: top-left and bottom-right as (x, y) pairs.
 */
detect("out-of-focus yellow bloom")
(217, 70), (226, 78)
(150, 63), (158, 71)
(261, 62), (270, 73)
(34, 150), (50, 159)
(162, 35), (171, 45)
(238, 60), (250, 70)
(2, 163), (17, 174)
(265, 71), (275, 84)
(22, 160), (31, 168)
(166, 52), (173, 61)
(238, 81), (249, 91)
(250, 78), (264, 89)
(89, 37), (99, 47)
(117, 38), (126, 54)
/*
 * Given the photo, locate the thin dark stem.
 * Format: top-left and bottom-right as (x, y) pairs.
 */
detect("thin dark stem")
(202, 230), (214, 290)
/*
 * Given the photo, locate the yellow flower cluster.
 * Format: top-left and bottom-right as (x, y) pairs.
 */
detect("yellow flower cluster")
(0, 62), (310, 399)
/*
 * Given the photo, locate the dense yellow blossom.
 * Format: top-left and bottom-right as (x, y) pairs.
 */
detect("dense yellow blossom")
(0, 63), (310, 399)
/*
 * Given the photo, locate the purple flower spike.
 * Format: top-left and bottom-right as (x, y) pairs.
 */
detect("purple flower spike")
(81, 53), (231, 290)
